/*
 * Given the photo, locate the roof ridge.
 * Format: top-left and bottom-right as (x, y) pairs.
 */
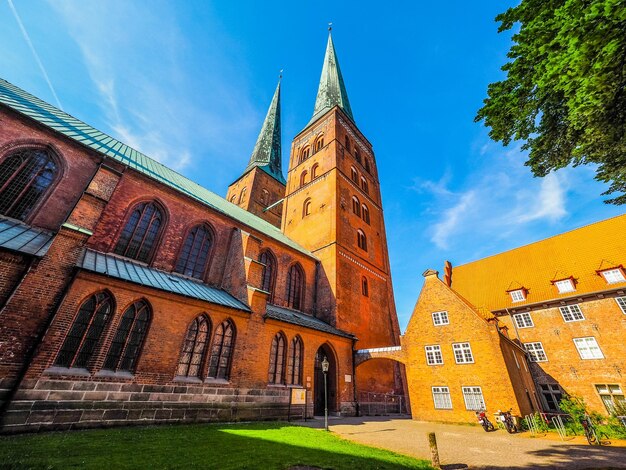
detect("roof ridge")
(454, 213), (626, 270)
(0, 78), (313, 257)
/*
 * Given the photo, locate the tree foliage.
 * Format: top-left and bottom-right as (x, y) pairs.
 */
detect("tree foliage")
(476, 0), (626, 204)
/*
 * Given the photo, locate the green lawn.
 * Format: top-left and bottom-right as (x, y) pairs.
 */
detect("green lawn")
(0, 422), (432, 469)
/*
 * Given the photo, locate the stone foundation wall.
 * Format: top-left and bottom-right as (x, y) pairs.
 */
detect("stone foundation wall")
(0, 379), (321, 434)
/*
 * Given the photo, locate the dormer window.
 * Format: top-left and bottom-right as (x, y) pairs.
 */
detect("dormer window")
(509, 289), (526, 303)
(554, 278), (576, 294)
(599, 268), (626, 284)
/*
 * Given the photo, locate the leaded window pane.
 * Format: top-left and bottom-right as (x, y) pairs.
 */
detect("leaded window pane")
(55, 292), (112, 368)
(208, 321), (235, 380)
(104, 301), (150, 372)
(176, 316), (209, 377)
(0, 149), (57, 221)
(114, 202), (163, 262)
(175, 225), (213, 279)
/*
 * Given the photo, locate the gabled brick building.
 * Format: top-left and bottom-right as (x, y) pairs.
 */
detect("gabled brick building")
(387, 215), (625, 424)
(0, 32), (403, 433)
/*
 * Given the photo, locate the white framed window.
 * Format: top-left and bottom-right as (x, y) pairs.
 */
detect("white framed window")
(509, 289), (526, 302)
(596, 384), (626, 414)
(555, 279), (575, 293)
(432, 386), (452, 409)
(601, 268), (626, 284)
(462, 386), (486, 411)
(431, 311), (449, 326)
(616, 297), (626, 314)
(452, 342), (474, 364)
(524, 342), (548, 362)
(425, 345), (443, 365)
(559, 304), (585, 322)
(513, 312), (534, 328)
(574, 337), (604, 359)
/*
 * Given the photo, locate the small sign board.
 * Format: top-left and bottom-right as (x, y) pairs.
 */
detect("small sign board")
(344, 374), (352, 383)
(291, 388), (306, 405)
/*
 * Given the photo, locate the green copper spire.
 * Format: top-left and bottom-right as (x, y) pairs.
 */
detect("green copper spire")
(308, 31), (354, 127)
(245, 77), (285, 184)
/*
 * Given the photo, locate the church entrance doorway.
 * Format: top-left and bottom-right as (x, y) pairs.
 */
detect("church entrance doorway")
(314, 344), (337, 416)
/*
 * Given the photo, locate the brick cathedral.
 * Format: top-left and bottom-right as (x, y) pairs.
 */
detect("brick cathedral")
(0, 33), (404, 432)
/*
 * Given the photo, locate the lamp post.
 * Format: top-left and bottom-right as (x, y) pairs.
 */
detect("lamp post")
(321, 356), (329, 431)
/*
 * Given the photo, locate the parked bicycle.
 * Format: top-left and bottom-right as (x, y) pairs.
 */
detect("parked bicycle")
(581, 413), (600, 445)
(475, 410), (494, 432)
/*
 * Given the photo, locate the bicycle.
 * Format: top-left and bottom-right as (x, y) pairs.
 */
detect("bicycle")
(581, 414), (600, 445)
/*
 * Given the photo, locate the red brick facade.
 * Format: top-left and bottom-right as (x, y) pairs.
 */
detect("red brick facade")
(0, 84), (402, 432)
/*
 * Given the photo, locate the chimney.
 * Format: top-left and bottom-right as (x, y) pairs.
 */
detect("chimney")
(444, 260), (452, 286)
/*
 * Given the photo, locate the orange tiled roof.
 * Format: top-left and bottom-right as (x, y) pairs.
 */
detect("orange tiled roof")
(450, 214), (626, 313)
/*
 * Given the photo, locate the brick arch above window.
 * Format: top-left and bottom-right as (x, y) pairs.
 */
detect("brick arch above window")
(352, 196), (361, 216)
(113, 200), (166, 263)
(311, 163), (319, 179)
(314, 135), (324, 153)
(300, 170), (308, 187)
(299, 147), (311, 163)
(357, 229), (367, 252)
(303, 198), (312, 218)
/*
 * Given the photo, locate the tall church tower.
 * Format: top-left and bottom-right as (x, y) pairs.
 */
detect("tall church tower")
(227, 79), (285, 227)
(282, 32), (403, 394)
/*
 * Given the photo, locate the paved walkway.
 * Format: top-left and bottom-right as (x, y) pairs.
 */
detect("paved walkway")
(297, 416), (626, 469)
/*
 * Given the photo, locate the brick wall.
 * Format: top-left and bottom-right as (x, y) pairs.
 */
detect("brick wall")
(402, 271), (539, 424)
(498, 294), (626, 415)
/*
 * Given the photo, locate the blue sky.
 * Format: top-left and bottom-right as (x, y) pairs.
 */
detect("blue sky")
(2, 0), (624, 331)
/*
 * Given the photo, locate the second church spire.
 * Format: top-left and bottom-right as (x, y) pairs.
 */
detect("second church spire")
(308, 31), (354, 127)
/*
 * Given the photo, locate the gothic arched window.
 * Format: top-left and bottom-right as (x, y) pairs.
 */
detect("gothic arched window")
(361, 277), (369, 297)
(175, 224), (213, 279)
(300, 170), (308, 187)
(355, 148), (362, 165)
(299, 147), (310, 163)
(259, 249), (276, 302)
(288, 336), (303, 385)
(268, 332), (287, 384)
(303, 198), (312, 218)
(176, 315), (210, 378)
(208, 320), (236, 380)
(114, 201), (164, 262)
(286, 263), (305, 311)
(361, 204), (370, 225)
(357, 229), (367, 252)
(229, 194), (237, 203)
(314, 136), (324, 152)
(345, 136), (351, 152)
(54, 292), (113, 369)
(239, 187), (247, 204)
(351, 167), (358, 183)
(352, 196), (361, 216)
(103, 300), (150, 372)
(311, 163), (319, 179)
(0, 148), (58, 221)
(365, 159), (371, 174)
(361, 176), (369, 194)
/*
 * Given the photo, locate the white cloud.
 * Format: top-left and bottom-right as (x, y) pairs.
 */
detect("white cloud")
(45, 0), (259, 176)
(417, 143), (571, 251)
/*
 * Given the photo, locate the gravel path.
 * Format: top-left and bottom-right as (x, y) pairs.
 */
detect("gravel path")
(297, 416), (626, 469)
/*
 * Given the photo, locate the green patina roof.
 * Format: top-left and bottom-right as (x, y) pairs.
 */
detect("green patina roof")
(308, 32), (354, 127)
(243, 78), (285, 184)
(0, 78), (313, 258)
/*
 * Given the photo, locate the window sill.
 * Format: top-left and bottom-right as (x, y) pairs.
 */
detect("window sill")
(204, 378), (230, 385)
(267, 383), (288, 388)
(43, 366), (91, 377)
(94, 370), (134, 379)
(173, 376), (203, 383)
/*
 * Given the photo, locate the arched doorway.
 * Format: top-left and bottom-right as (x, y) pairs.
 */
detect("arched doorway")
(314, 344), (337, 415)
